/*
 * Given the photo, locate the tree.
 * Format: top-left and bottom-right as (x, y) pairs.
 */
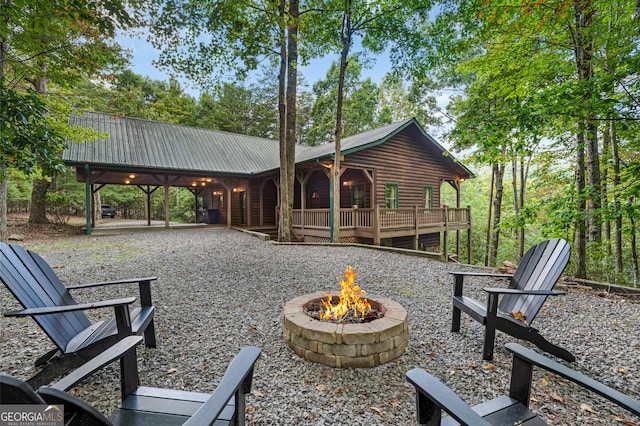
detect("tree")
(1, 0), (138, 230)
(305, 0), (433, 242)
(307, 59), (378, 145)
(186, 82), (277, 137)
(411, 1), (639, 279)
(147, 0), (301, 241)
(378, 75), (442, 128)
(0, 89), (65, 241)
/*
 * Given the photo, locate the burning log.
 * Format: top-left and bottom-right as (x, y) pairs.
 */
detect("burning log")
(305, 266), (383, 324)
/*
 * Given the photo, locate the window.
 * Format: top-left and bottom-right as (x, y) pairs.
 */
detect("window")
(351, 184), (366, 208)
(422, 185), (434, 208)
(384, 183), (398, 209)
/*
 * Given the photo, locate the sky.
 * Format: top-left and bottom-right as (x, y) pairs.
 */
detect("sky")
(116, 32), (392, 98)
(115, 31), (454, 140)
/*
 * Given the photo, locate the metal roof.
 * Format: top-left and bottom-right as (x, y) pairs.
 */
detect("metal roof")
(64, 111), (282, 174)
(64, 111), (473, 178)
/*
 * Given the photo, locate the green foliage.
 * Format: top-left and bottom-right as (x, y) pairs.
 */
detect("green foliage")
(146, 0), (282, 90)
(186, 80), (278, 138)
(0, 89), (66, 180)
(307, 59), (379, 144)
(69, 71), (196, 125)
(46, 191), (72, 224)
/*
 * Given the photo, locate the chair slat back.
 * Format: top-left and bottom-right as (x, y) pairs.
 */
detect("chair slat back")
(0, 374), (47, 404)
(499, 239), (570, 323)
(0, 243), (91, 351)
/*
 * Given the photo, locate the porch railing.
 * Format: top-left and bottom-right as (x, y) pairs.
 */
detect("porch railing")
(292, 206), (470, 232)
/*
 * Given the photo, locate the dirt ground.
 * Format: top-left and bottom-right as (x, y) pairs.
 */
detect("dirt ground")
(6, 213), (85, 244)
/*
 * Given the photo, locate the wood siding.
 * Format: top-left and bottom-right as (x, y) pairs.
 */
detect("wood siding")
(343, 126), (461, 209)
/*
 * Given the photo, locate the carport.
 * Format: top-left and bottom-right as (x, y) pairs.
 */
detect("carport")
(63, 111), (281, 234)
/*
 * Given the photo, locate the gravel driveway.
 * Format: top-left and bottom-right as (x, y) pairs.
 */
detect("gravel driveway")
(1, 227), (638, 425)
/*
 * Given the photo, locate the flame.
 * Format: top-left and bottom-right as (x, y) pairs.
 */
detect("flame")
(320, 265), (371, 321)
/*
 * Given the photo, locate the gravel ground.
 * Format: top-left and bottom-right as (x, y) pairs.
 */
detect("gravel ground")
(1, 227), (639, 425)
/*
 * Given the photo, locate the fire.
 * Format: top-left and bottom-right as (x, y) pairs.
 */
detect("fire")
(320, 265), (371, 321)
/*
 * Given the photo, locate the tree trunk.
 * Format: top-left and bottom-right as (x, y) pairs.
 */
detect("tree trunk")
(484, 165), (495, 266)
(29, 178), (50, 224)
(489, 163), (505, 267)
(575, 128), (587, 279)
(573, 1), (601, 244)
(630, 197), (639, 287)
(28, 63), (51, 224)
(519, 155), (528, 258)
(511, 156), (526, 258)
(277, 0), (290, 242)
(585, 120), (601, 243)
(611, 120), (623, 275)
(1, 23), (8, 241)
(601, 121), (611, 256)
(0, 168), (7, 242)
(332, 4), (352, 243)
(284, 0), (298, 241)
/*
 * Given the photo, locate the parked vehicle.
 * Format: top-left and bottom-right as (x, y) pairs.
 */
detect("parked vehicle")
(101, 204), (117, 218)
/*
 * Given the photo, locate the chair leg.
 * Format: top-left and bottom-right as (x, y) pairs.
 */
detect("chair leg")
(416, 390), (442, 426)
(482, 324), (496, 360)
(483, 293), (499, 360)
(451, 274), (464, 332)
(451, 306), (461, 332)
(144, 320), (157, 348)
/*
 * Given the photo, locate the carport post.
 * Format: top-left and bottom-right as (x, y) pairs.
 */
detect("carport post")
(164, 175), (169, 229)
(84, 164), (91, 235)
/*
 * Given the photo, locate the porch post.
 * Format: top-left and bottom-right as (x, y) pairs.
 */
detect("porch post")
(227, 187), (232, 227)
(296, 172), (311, 231)
(246, 183), (251, 227)
(414, 205), (419, 250)
(456, 180), (461, 260)
(193, 189), (198, 223)
(91, 184), (96, 229)
(443, 205), (449, 262)
(163, 175), (169, 229)
(259, 180), (267, 226)
(467, 205), (472, 264)
(84, 164), (91, 235)
(146, 186), (151, 226)
(373, 204), (380, 245)
(329, 167), (334, 242)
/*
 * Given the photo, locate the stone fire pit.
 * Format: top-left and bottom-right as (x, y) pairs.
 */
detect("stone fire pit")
(283, 291), (408, 368)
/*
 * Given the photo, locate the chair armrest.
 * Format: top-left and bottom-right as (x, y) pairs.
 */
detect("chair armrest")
(483, 288), (565, 296)
(451, 272), (513, 298)
(67, 276), (157, 289)
(69, 277), (156, 308)
(406, 368), (492, 426)
(449, 271), (513, 279)
(183, 346), (262, 426)
(4, 297), (137, 317)
(506, 343), (640, 417)
(48, 336), (143, 391)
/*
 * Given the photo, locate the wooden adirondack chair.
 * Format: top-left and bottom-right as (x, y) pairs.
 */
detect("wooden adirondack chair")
(406, 343), (640, 425)
(0, 336), (261, 426)
(450, 238), (574, 361)
(0, 242), (157, 387)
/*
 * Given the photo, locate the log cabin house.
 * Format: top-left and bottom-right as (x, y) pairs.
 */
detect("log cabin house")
(64, 111), (474, 259)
